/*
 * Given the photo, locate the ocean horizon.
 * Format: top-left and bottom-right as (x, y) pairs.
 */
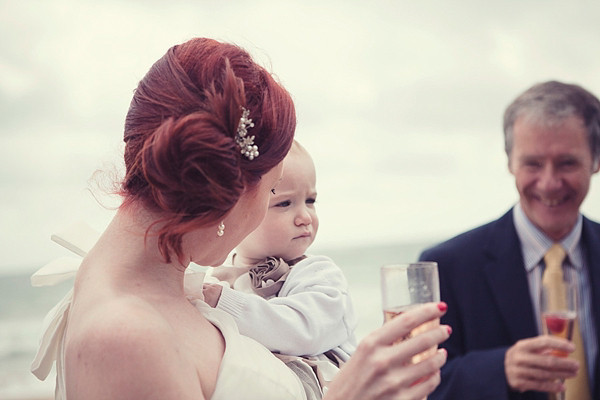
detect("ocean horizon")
(0, 240), (436, 399)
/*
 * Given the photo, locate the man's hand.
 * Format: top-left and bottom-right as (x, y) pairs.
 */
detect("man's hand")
(202, 283), (223, 308)
(505, 336), (579, 393)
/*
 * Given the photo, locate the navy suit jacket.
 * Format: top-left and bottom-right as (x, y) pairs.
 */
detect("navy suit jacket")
(419, 209), (600, 400)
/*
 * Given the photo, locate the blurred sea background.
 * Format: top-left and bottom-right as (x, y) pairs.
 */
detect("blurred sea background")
(0, 240), (433, 400)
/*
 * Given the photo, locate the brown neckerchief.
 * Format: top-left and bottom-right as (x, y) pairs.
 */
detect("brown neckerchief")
(249, 256), (306, 297)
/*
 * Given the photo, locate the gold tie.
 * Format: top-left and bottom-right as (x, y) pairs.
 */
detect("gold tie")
(542, 244), (591, 400)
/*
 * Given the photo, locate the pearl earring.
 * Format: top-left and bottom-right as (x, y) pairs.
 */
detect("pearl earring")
(217, 221), (225, 237)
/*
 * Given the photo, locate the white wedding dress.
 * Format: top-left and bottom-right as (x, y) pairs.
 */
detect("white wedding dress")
(30, 222), (308, 400)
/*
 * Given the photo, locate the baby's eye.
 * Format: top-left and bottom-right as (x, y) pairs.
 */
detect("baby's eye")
(275, 200), (291, 207)
(306, 198), (316, 205)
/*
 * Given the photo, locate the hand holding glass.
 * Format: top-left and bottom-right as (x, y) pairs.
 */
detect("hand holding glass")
(381, 262), (441, 364)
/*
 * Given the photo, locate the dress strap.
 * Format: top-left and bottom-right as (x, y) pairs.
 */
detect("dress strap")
(29, 221), (99, 381)
(30, 288), (73, 380)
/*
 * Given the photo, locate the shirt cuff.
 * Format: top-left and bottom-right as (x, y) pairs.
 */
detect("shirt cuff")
(215, 285), (246, 320)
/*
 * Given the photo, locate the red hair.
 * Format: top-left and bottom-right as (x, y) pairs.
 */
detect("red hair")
(121, 38), (295, 262)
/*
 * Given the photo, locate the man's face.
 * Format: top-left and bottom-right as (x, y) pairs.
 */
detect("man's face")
(509, 115), (599, 240)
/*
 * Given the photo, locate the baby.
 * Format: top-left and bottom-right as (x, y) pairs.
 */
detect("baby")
(202, 140), (357, 390)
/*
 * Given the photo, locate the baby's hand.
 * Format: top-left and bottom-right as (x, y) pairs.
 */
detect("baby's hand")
(202, 283), (223, 308)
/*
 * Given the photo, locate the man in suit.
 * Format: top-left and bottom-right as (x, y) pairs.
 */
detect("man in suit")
(420, 81), (600, 400)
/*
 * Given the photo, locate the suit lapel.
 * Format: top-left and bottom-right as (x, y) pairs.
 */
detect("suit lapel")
(581, 217), (600, 398)
(482, 210), (539, 343)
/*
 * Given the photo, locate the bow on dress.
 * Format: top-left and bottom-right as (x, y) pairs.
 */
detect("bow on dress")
(249, 257), (292, 297)
(248, 256), (307, 298)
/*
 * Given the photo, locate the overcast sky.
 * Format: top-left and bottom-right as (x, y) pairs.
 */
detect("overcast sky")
(2, 0), (600, 274)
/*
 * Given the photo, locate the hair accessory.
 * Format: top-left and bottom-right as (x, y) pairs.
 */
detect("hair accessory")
(217, 221), (225, 237)
(236, 107), (258, 160)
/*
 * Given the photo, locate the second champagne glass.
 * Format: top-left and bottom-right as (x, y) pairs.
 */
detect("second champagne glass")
(540, 282), (577, 400)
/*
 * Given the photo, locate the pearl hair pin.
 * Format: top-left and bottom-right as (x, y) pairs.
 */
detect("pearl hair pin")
(236, 107), (258, 160)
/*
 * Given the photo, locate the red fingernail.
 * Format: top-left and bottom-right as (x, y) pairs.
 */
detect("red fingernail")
(438, 302), (448, 312)
(446, 326), (452, 335)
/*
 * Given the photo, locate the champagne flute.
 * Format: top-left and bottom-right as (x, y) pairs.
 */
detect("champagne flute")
(540, 282), (577, 400)
(381, 262), (441, 363)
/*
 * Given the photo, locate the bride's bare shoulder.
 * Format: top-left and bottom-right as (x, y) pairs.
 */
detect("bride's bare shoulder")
(72, 296), (169, 342)
(66, 298), (202, 400)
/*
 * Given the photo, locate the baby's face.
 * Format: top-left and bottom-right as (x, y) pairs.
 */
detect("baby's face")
(236, 149), (318, 262)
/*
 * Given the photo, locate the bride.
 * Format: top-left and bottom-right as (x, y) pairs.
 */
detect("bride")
(31, 37), (450, 400)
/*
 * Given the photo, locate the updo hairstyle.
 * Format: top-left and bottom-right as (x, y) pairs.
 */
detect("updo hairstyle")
(121, 38), (296, 262)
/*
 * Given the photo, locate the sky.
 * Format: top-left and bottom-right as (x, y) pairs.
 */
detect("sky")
(1, 0), (600, 274)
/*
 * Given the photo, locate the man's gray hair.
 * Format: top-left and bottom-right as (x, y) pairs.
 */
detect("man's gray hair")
(503, 81), (600, 168)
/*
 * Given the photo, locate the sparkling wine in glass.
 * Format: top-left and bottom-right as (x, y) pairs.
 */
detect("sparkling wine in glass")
(381, 263), (441, 364)
(543, 312), (576, 355)
(540, 282), (577, 399)
(383, 305), (440, 363)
